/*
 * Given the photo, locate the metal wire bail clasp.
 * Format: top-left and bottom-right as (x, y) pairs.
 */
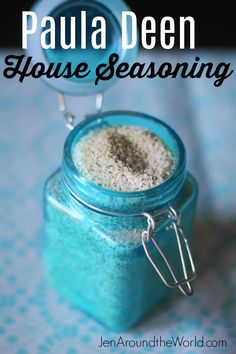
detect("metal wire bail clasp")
(58, 92), (104, 130)
(142, 205), (196, 296)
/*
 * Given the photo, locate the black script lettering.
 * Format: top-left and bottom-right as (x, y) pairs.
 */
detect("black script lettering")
(45, 62), (70, 78)
(4, 55), (32, 82)
(95, 53), (119, 85)
(31, 62), (46, 78)
(213, 63), (233, 87)
(73, 62), (90, 78)
(116, 62), (130, 78)
(157, 62), (173, 78)
(131, 62), (155, 78)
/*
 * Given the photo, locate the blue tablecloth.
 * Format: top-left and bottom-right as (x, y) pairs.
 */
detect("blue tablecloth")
(0, 50), (236, 354)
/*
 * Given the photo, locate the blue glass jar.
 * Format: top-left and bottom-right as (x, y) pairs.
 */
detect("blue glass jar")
(44, 111), (198, 331)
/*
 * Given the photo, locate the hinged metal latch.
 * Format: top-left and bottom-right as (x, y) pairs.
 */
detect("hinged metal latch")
(57, 92), (104, 130)
(142, 204), (196, 296)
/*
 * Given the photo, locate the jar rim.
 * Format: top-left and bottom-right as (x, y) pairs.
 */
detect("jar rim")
(63, 110), (186, 204)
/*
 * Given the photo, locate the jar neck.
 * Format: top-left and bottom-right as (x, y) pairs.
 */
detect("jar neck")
(62, 111), (186, 214)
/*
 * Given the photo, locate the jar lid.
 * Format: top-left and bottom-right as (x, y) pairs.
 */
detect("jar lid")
(27, 0), (138, 96)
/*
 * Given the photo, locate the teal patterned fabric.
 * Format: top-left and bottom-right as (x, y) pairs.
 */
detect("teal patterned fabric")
(0, 50), (235, 353)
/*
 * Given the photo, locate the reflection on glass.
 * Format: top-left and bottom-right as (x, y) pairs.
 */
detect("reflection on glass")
(44, 1), (121, 82)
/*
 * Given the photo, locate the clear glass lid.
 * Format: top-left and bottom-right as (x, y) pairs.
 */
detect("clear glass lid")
(27, 0), (138, 95)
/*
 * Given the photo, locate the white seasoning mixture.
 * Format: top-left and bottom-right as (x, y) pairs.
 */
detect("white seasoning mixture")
(73, 125), (175, 192)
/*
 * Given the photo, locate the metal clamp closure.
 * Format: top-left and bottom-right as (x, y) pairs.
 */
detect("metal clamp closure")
(64, 177), (197, 297)
(142, 204), (196, 296)
(58, 92), (104, 130)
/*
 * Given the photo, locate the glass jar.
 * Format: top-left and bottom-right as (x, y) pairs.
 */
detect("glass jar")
(44, 111), (198, 331)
